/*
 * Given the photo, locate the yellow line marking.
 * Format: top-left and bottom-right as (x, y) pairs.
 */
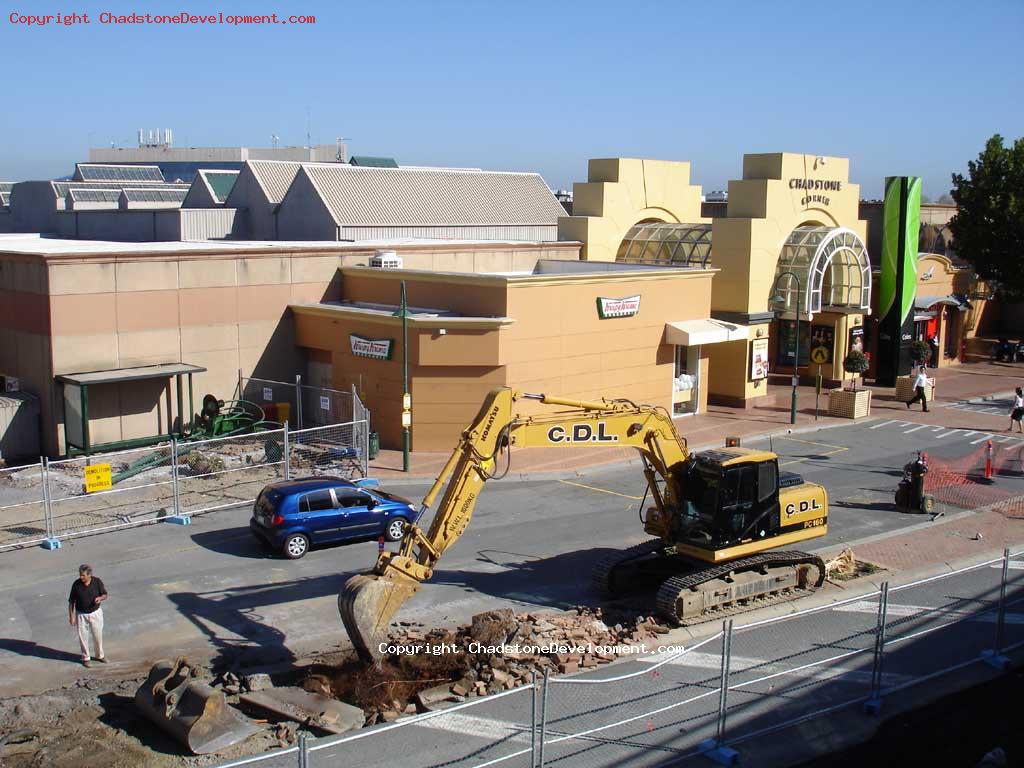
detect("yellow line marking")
(558, 480), (643, 500)
(774, 436), (849, 454)
(774, 436), (848, 466)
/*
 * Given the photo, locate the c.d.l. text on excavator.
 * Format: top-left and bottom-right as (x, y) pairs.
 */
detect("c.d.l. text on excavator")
(340, 388), (829, 662)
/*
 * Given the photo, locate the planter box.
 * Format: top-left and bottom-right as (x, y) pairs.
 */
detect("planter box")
(828, 388), (873, 419)
(895, 375), (936, 403)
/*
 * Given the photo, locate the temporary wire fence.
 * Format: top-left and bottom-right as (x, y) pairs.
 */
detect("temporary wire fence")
(238, 375), (368, 432)
(0, 418), (368, 551)
(209, 549), (1023, 768)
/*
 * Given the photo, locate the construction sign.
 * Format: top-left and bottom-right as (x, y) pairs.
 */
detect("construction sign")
(84, 463), (112, 493)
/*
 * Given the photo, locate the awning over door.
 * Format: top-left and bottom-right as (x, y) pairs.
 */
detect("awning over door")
(915, 295), (969, 311)
(665, 319), (749, 346)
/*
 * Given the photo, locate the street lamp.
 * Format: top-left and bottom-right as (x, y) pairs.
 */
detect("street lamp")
(771, 271), (803, 425)
(392, 281), (411, 472)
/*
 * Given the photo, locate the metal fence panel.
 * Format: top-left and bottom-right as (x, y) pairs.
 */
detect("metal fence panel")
(540, 633), (724, 766)
(290, 421), (368, 479)
(882, 558), (1005, 695)
(0, 462), (47, 549)
(240, 377), (300, 428)
(46, 444), (177, 540)
(307, 685), (537, 768)
(725, 592), (880, 748)
(176, 429), (287, 517)
(299, 384), (353, 428)
(1006, 550), (1024, 652)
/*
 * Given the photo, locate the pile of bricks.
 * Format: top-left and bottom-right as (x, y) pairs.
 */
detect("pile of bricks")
(382, 606), (672, 712)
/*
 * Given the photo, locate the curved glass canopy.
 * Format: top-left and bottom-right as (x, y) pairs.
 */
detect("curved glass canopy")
(771, 226), (871, 318)
(616, 222), (713, 267)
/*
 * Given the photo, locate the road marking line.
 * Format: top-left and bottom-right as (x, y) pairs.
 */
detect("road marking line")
(931, 427), (945, 431)
(934, 430), (960, 439)
(638, 650), (908, 685)
(958, 431), (979, 438)
(970, 434), (995, 444)
(996, 436), (1014, 443)
(414, 712), (532, 743)
(991, 561), (1024, 570)
(558, 480), (643, 500)
(980, 408), (1001, 414)
(869, 420), (899, 430)
(775, 436), (849, 453)
(903, 425), (928, 434)
(833, 600), (1024, 624)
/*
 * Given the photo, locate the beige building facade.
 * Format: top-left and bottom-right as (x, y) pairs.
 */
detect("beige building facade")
(292, 262), (720, 452)
(559, 153), (873, 406)
(0, 238), (577, 455)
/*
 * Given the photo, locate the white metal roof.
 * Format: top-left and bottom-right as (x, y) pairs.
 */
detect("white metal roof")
(300, 164), (566, 226)
(246, 160), (303, 203)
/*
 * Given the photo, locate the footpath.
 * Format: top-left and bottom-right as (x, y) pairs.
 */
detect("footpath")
(368, 360), (1024, 479)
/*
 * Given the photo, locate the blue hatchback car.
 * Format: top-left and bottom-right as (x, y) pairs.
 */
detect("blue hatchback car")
(249, 476), (416, 559)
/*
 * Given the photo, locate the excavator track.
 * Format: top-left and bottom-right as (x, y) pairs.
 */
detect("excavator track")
(655, 550), (826, 625)
(591, 539), (667, 594)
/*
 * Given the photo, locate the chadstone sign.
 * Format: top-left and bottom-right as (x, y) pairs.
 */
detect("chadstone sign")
(789, 178), (843, 207)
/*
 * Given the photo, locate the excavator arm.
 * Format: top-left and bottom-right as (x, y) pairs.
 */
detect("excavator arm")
(339, 387), (690, 661)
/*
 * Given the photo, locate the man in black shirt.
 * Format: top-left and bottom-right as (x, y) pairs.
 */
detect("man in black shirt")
(68, 564), (107, 666)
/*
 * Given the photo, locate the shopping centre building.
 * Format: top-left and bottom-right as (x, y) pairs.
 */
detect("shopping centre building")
(0, 152), (996, 457)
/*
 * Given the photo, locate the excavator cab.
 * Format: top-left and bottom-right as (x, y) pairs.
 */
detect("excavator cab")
(674, 450), (784, 548)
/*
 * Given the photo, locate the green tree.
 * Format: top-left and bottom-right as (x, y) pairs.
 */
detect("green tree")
(950, 134), (1024, 297)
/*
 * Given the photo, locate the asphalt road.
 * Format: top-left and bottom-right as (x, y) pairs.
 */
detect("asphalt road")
(2, 416), (1023, 700)
(236, 550), (1024, 768)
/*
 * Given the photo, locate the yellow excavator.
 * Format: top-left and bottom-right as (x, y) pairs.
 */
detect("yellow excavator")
(340, 388), (829, 661)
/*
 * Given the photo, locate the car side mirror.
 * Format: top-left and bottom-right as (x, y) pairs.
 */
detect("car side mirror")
(366, 497), (376, 509)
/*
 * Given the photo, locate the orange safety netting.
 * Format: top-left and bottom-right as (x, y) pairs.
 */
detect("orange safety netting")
(921, 441), (1024, 518)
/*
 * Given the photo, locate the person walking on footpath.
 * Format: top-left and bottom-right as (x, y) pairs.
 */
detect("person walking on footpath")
(1010, 388), (1024, 432)
(906, 365), (930, 412)
(68, 564), (107, 667)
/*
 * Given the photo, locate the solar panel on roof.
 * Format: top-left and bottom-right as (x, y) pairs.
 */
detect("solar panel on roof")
(76, 164), (164, 183)
(69, 188), (122, 202)
(122, 188), (188, 202)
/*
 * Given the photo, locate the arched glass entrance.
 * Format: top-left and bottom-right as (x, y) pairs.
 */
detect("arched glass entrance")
(770, 226), (871, 318)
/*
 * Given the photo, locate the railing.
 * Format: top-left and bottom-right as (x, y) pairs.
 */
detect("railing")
(210, 547), (1023, 768)
(0, 419), (368, 552)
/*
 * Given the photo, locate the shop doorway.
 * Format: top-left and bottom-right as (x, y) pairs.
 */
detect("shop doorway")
(673, 345), (700, 415)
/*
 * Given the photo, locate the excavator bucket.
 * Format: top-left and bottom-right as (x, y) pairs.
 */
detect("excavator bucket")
(134, 658), (259, 755)
(339, 572), (421, 662)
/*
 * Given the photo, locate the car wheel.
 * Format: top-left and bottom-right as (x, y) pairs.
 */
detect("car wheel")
(283, 533), (310, 559)
(385, 518), (407, 542)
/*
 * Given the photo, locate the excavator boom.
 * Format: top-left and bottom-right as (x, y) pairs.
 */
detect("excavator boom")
(339, 388), (689, 661)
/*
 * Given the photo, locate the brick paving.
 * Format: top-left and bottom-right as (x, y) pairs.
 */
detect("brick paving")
(854, 508), (1024, 571)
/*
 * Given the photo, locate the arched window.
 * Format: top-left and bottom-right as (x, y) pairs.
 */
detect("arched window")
(616, 222), (713, 267)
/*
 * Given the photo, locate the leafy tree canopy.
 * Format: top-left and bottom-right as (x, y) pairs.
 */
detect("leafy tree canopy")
(950, 134), (1024, 297)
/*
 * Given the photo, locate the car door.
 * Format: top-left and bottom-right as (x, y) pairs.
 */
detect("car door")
(298, 489), (338, 543)
(334, 490), (377, 538)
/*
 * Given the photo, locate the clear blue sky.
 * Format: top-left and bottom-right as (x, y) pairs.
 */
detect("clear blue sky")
(2, 0), (1021, 198)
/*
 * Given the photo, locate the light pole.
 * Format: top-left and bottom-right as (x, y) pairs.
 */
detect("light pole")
(771, 271), (803, 425)
(392, 281), (411, 472)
